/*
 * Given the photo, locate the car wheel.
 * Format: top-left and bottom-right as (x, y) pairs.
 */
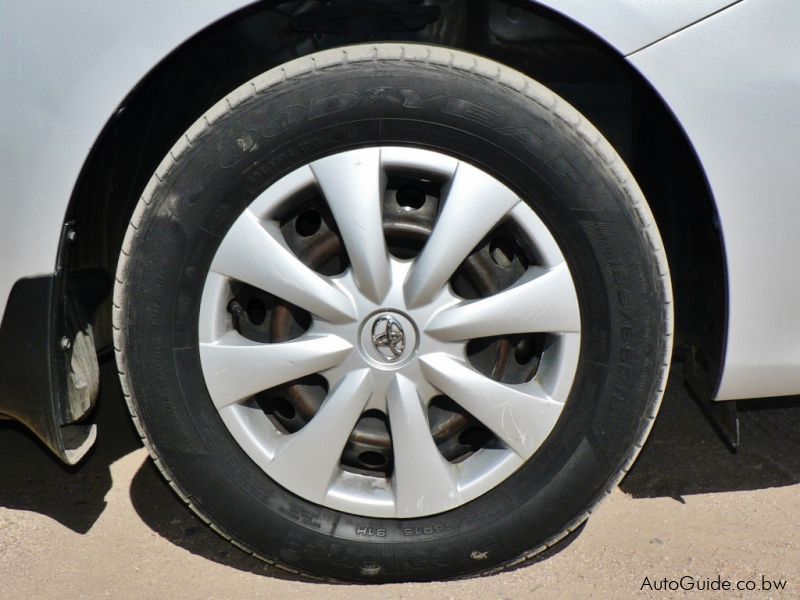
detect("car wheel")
(114, 43), (672, 582)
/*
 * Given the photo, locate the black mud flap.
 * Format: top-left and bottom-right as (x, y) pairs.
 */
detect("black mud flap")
(0, 223), (107, 465)
(681, 344), (740, 450)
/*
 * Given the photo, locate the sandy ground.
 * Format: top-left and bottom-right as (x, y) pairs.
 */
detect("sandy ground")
(1, 364), (799, 599)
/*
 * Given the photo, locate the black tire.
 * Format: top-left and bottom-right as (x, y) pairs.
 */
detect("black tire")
(114, 44), (672, 582)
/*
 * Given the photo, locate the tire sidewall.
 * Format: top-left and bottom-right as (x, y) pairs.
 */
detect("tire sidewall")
(121, 58), (667, 581)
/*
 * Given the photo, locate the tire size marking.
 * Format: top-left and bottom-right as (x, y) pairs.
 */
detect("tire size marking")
(277, 505), (324, 530)
(355, 527), (387, 538)
(402, 521), (457, 537)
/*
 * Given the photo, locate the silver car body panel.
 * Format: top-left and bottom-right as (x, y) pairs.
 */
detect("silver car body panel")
(628, 0), (800, 400)
(535, 0), (741, 55)
(0, 0), (790, 401)
(0, 0), (254, 316)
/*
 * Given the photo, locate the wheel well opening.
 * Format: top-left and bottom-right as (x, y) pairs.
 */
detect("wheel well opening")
(68, 0), (726, 390)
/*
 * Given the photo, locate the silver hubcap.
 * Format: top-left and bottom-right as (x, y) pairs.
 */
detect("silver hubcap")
(198, 147), (581, 518)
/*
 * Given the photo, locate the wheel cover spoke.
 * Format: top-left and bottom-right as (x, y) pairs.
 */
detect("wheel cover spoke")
(199, 332), (352, 410)
(426, 263), (581, 341)
(420, 353), (563, 457)
(387, 374), (460, 516)
(266, 369), (373, 503)
(404, 161), (521, 308)
(211, 210), (356, 324)
(311, 148), (392, 303)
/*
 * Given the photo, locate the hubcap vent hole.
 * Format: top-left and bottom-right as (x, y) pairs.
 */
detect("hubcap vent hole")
(229, 282), (311, 343)
(254, 374), (329, 434)
(429, 396), (497, 463)
(295, 209), (322, 237)
(467, 334), (545, 384)
(341, 410), (393, 476)
(246, 297), (267, 326)
(451, 221), (532, 300)
(383, 176), (442, 259)
(359, 451), (387, 468)
(281, 198), (350, 276)
(396, 185), (427, 210)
